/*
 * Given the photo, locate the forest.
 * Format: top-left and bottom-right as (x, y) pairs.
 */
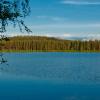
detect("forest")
(0, 36), (100, 52)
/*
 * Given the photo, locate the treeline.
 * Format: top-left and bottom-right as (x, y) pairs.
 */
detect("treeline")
(1, 36), (100, 52)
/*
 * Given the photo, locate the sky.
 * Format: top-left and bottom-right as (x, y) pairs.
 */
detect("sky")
(7, 0), (100, 40)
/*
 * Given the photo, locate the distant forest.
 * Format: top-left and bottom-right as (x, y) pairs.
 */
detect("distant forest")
(0, 36), (100, 52)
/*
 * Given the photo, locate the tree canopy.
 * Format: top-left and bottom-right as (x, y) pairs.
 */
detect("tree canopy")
(0, 0), (31, 33)
(0, 0), (31, 64)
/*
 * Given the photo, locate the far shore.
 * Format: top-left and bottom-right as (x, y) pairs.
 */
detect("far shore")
(0, 36), (100, 53)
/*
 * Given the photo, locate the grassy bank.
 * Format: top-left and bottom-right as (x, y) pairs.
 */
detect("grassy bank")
(0, 49), (100, 53)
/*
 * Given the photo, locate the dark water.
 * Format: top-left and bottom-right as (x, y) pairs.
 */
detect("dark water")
(0, 52), (100, 100)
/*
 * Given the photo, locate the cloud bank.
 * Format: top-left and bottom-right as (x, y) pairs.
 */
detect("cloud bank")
(61, 0), (100, 5)
(7, 32), (100, 41)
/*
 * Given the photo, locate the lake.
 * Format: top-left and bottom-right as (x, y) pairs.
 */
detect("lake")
(0, 52), (100, 100)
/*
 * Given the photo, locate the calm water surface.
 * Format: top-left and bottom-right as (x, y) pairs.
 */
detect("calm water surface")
(0, 52), (100, 100)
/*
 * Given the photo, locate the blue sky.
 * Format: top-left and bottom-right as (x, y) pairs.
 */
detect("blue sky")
(8, 0), (100, 39)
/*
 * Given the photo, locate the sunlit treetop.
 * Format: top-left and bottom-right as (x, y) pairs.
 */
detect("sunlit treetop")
(0, 0), (32, 33)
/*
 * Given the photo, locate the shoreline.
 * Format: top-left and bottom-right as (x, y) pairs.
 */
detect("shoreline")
(0, 50), (100, 53)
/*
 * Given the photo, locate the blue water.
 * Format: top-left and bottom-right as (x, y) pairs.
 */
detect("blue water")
(0, 52), (100, 100)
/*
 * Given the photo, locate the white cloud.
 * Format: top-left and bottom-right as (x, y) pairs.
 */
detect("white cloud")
(51, 17), (67, 21)
(61, 0), (100, 5)
(7, 32), (72, 38)
(5, 22), (100, 40)
(36, 16), (48, 19)
(6, 31), (100, 40)
(31, 23), (100, 29)
(61, 33), (100, 40)
(36, 16), (67, 22)
(7, 32), (30, 37)
(31, 33), (72, 38)
(62, 34), (72, 37)
(83, 33), (100, 40)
